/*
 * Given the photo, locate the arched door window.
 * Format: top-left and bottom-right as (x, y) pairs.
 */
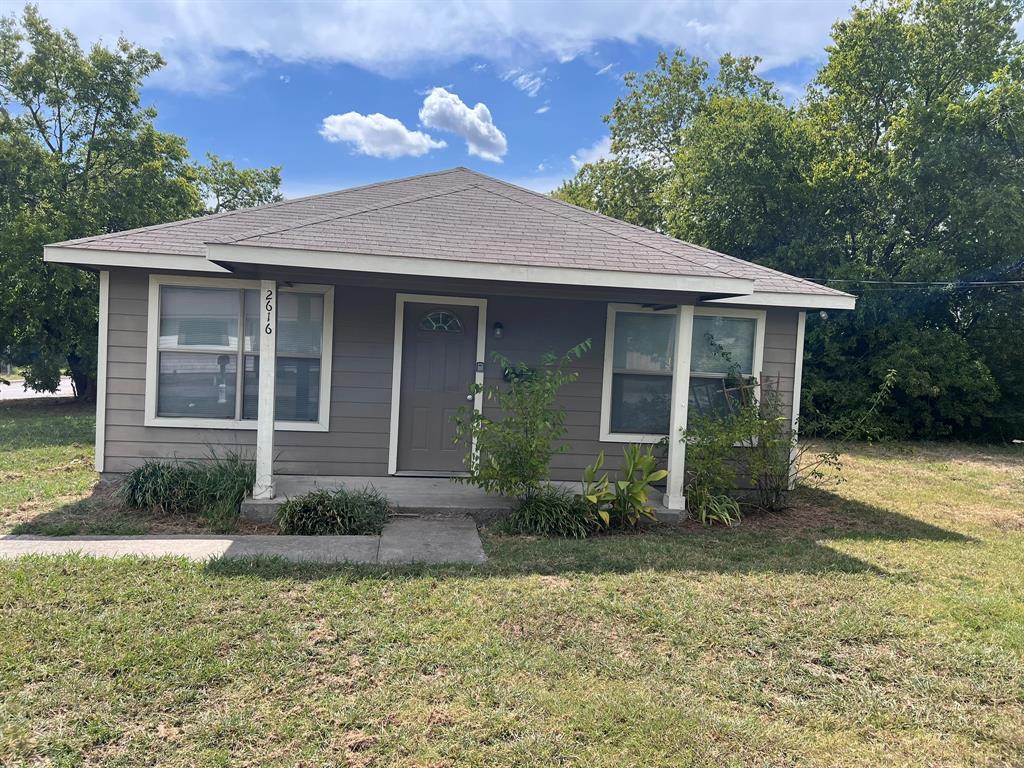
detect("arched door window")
(419, 309), (463, 333)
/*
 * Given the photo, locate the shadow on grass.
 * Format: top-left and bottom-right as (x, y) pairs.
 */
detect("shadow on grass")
(204, 488), (973, 581)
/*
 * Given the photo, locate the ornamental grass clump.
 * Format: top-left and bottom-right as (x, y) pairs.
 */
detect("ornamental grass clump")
(275, 486), (389, 535)
(499, 484), (596, 538)
(115, 451), (255, 532)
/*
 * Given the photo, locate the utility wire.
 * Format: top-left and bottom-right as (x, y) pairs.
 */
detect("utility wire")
(821, 279), (1024, 286)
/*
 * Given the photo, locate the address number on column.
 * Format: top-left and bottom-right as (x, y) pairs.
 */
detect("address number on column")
(264, 288), (274, 335)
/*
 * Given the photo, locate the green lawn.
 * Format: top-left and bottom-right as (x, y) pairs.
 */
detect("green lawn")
(1, 401), (1023, 766)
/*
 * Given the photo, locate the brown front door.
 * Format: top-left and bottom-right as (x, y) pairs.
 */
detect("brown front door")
(397, 302), (479, 474)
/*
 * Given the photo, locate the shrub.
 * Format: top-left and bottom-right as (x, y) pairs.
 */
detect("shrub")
(116, 451), (255, 532)
(581, 444), (667, 530)
(276, 487), (389, 535)
(679, 372), (886, 519)
(499, 485), (595, 538)
(452, 340), (591, 497)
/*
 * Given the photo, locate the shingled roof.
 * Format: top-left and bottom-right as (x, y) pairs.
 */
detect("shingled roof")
(46, 167), (852, 306)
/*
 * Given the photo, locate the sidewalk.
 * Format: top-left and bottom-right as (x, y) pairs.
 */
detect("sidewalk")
(0, 375), (75, 401)
(0, 516), (486, 564)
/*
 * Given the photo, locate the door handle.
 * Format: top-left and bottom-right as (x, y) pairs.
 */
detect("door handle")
(466, 393), (474, 401)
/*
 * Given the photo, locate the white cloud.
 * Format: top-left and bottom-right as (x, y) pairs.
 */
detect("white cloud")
(418, 87), (508, 162)
(570, 136), (612, 169)
(32, 0), (850, 93)
(319, 112), (446, 158)
(595, 63), (614, 76)
(535, 104), (550, 114)
(505, 67), (546, 97)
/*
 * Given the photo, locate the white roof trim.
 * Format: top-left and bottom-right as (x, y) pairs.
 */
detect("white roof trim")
(205, 243), (756, 296)
(705, 290), (856, 310)
(45, 245), (231, 273)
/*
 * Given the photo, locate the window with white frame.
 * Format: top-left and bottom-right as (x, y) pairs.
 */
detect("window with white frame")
(688, 309), (765, 419)
(148, 277), (333, 429)
(603, 306), (677, 438)
(601, 304), (765, 440)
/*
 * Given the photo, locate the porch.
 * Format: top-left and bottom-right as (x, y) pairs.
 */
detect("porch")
(240, 475), (679, 525)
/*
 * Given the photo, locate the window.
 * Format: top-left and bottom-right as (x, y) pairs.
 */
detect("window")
(146, 276), (333, 431)
(689, 309), (765, 419)
(602, 306), (677, 439)
(419, 309), (463, 333)
(600, 304), (765, 441)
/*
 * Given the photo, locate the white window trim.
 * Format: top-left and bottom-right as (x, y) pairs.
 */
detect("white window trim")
(144, 274), (334, 432)
(599, 303), (767, 443)
(388, 293), (487, 475)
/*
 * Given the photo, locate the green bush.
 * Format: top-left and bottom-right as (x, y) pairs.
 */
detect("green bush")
(499, 485), (595, 538)
(115, 452), (255, 532)
(275, 487), (389, 535)
(452, 340), (591, 497)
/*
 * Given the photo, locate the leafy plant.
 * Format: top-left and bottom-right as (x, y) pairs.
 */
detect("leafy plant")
(115, 451), (255, 532)
(452, 340), (591, 497)
(275, 487), (389, 536)
(581, 444), (668, 530)
(498, 485), (595, 539)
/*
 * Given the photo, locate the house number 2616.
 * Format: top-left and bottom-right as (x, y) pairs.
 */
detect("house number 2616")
(264, 289), (274, 335)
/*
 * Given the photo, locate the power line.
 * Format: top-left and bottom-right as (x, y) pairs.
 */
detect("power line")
(821, 279), (1024, 286)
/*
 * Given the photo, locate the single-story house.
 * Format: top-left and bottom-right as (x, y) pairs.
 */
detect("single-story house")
(44, 167), (854, 510)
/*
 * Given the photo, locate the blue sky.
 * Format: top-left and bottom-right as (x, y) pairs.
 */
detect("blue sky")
(35, 0), (854, 197)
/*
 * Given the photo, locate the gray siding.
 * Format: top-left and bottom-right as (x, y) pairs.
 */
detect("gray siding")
(103, 270), (255, 473)
(102, 269), (800, 482)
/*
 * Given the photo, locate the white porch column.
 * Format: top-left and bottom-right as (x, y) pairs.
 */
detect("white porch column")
(789, 311), (807, 490)
(253, 280), (277, 500)
(664, 304), (695, 511)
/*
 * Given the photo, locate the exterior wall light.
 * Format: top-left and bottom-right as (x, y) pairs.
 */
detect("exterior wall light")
(492, 322), (504, 339)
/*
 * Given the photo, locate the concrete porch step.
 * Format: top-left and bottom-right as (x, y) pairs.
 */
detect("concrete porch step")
(240, 475), (514, 525)
(240, 475), (683, 525)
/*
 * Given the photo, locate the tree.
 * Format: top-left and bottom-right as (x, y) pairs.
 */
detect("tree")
(557, 0), (1024, 440)
(553, 50), (775, 232)
(0, 5), (283, 397)
(195, 153), (282, 214)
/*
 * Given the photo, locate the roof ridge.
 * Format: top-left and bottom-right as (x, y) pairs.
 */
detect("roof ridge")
(458, 168), (853, 298)
(220, 182), (482, 244)
(49, 167), (468, 249)
(472, 183), (728, 278)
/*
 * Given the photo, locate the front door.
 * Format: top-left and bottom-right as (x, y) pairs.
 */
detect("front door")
(397, 301), (479, 474)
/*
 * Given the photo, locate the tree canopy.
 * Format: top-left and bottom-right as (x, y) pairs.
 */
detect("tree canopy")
(555, 0), (1024, 440)
(0, 5), (283, 396)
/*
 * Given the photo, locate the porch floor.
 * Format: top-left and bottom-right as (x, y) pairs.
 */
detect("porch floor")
(240, 476), (678, 524)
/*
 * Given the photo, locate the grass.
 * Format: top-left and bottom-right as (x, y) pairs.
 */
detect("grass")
(0, 401), (266, 535)
(1, 402), (1023, 766)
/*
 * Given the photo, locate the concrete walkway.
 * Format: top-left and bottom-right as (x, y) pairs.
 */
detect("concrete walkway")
(0, 375), (75, 400)
(0, 516), (486, 565)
